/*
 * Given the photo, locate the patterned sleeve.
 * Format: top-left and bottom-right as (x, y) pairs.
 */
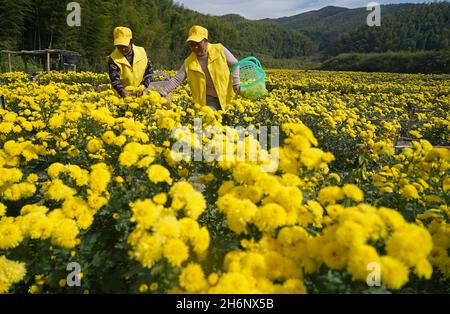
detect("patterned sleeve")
(141, 57), (155, 88)
(107, 58), (126, 97)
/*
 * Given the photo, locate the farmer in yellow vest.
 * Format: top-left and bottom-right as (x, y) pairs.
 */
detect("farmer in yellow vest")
(108, 27), (154, 98)
(159, 25), (240, 111)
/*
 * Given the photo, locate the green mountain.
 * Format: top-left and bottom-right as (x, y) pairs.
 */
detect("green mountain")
(267, 4), (409, 52)
(330, 2), (450, 55)
(269, 4), (414, 34)
(265, 6), (350, 33)
(267, 3), (450, 56)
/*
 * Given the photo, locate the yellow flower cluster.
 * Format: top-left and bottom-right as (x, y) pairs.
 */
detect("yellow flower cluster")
(428, 220), (450, 277)
(118, 142), (157, 168)
(313, 204), (433, 289)
(0, 256), (26, 293)
(0, 70), (448, 293)
(128, 181), (209, 268)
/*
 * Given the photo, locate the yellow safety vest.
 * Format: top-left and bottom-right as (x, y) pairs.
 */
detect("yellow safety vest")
(184, 43), (235, 110)
(110, 44), (148, 89)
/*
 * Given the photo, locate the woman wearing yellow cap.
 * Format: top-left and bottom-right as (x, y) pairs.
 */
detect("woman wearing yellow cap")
(159, 25), (240, 111)
(108, 27), (155, 98)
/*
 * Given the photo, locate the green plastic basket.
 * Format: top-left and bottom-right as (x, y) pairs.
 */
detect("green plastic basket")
(231, 56), (268, 101)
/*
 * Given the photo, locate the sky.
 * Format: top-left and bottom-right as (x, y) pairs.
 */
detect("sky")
(174, 0), (441, 19)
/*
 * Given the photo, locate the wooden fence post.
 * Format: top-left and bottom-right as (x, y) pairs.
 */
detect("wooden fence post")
(47, 51), (51, 71)
(8, 53), (12, 72)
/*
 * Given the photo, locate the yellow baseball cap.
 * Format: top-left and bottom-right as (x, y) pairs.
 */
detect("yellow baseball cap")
(186, 25), (208, 43)
(114, 27), (132, 46)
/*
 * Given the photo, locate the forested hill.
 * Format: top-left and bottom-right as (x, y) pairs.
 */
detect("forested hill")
(267, 4), (417, 52)
(0, 1), (449, 71)
(0, 0), (316, 70)
(270, 3), (450, 56)
(328, 3), (450, 56)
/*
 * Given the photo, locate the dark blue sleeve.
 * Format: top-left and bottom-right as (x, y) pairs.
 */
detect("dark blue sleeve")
(108, 58), (126, 97)
(141, 58), (154, 88)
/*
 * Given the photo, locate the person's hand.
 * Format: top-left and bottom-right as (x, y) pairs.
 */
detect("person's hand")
(233, 84), (240, 95)
(121, 91), (131, 98)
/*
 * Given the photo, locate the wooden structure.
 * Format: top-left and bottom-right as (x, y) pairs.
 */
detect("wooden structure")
(1, 49), (81, 72)
(394, 136), (449, 150)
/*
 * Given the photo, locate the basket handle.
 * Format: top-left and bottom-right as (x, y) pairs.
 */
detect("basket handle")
(230, 56), (263, 73)
(242, 56), (262, 69)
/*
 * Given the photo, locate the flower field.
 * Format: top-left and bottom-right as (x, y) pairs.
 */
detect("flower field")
(0, 69), (449, 294)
